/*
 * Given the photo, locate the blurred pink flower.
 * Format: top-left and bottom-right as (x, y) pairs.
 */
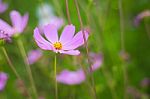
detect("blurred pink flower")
(57, 53), (102, 85)
(38, 96), (45, 99)
(140, 78), (150, 87)
(0, 10), (28, 37)
(127, 86), (141, 98)
(0, 30), (11, 42)
(0, 0), (8, 13)
(38, 17), (64, 31)
(134, 10), (150, 26)
(56, 69), (85, 85)
(27, 49), (42, 65)
(0, 72), (8, 91)
(36, 3), (64, 30)
(89, 53), (103, 72)
(34, 24), (89, 55)
(48, 17), (64, 30)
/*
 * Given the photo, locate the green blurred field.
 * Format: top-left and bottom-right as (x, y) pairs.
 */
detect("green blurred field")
(0, 0), (150, 99)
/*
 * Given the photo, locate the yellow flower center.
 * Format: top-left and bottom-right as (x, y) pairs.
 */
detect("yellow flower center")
(53, 42), (62, 50)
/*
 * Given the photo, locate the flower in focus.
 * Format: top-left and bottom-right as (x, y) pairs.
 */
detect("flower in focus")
(56, 69), (85, 85)
(57, 53), (103, 85)
(36, 3), (63, 30)
(0, 72), (8, 91)
(34, 24), (89, 55)
(134, 10), (150, 26)
(0, 0), (8, 13)
(0, 10), (29, 37)
(27, 49), (42, 65)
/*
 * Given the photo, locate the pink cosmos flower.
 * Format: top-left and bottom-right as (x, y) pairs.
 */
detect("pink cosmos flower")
(0, 0), (8, 13)
(34, 24), (89, 55)
(56, 69), (85, 85)
(0, 10), (28, 37)
(140, 78), (150, 87)
(56, 53), (102, 85)
(27, 49), (42, 65)
(0, 30), (11, 42)
(38, 17), (64, 33)
(134, 10), (150, 26)
(89, 53), (103, 72)
(0, 72), (8, 91)
(48, 17), (64, 30)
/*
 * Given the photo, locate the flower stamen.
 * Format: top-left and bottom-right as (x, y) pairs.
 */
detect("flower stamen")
(53, 42), (62, 50)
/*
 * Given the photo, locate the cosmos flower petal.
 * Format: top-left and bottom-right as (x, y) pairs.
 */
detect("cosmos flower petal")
(0, 72), (8, 91)
(0, 0), (8, 13)
(89, 53), (103, 72)
(50, 17), (64, 30)
(63, 30), (89, 50)
(134, 10), (150, 26)
(56, 52), (103, 85)
(56, 69), (85, 85)
(59, 50), (80, 55)
(59, 24), (75, 44)
(21, 13), (29, 32)
(10, 10), (22, 32)
(34, 28), (53, 50)
(43, 24), (58, 43)
(27, 49), (42, 65)
(0, 19), (14, 36)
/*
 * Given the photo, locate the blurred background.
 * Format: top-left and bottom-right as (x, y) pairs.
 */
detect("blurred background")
(0, 0), (150, 99)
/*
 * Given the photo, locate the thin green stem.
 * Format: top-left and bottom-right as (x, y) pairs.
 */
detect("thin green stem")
(52, 0), (64, 17)
(2, 47), (20, 79)
(144, 21), (150, 40)
(118, 0), (128, 98)
(65, 0), (71, 24)
(101, 68), (117, 99)
(54, 54), (58, 99)
(118, 0), (125, 51)
(73, 0), (97, 98)
(1, 46), (32, 99)
(65, 0), (93, 97)
(17, 39), (38, 99)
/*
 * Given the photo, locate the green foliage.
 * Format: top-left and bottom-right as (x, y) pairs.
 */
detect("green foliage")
(0, 0), (150, 99)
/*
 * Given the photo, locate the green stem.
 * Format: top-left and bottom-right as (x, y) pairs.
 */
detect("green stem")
(118, 0), (125, 51)
(1, 46), (32, 99)
(101, 68), (117, 99)
(54, 54), (58, 99)
(73, 0), (97, 98)
(118, 0), (128, 98)
(2, 47), (20, 79)
(65, 0), (71, 24)
(52, 0), (64, 17)
(17, 39), (38, 99)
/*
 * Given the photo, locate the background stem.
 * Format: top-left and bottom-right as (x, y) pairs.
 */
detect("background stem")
(2, 47), (20, 79)
(73, 0), (97, 98)
(54, 54), (58, 99)
(65, 0), (71, 24)
(118, 0), (128, 98)
(17, 39), (38, 99)
(1, 46), (32, 99)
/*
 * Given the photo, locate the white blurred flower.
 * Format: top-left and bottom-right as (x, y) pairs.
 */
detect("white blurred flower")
(36, 3), (64, 30)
